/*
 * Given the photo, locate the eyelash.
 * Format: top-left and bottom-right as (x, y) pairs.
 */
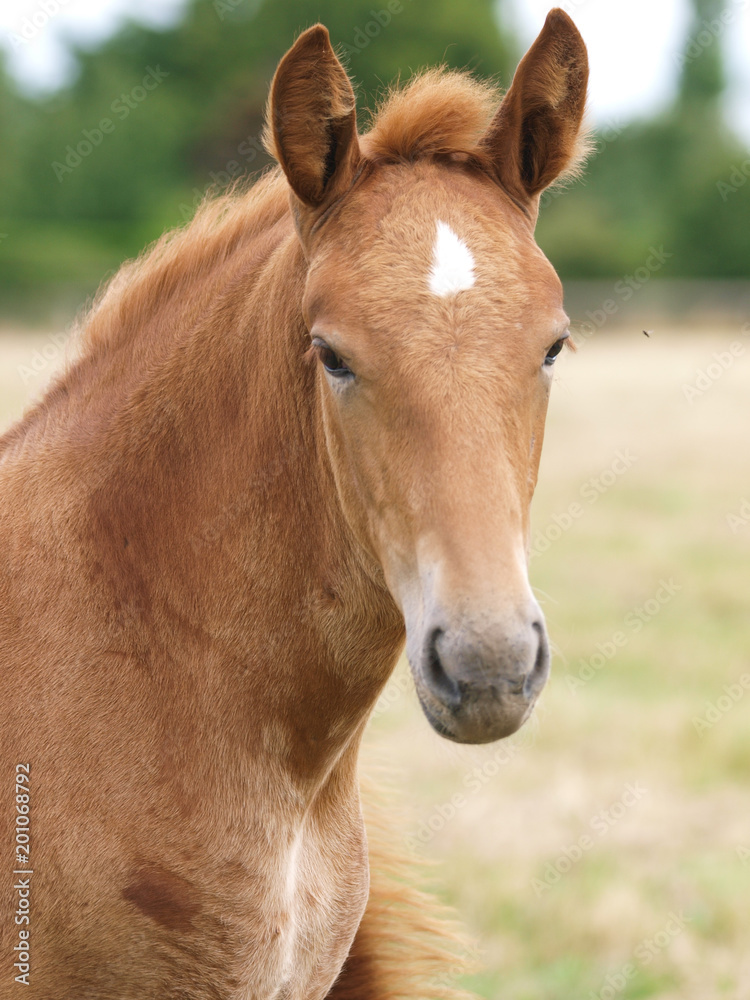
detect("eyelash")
(544, 337), (568, 366)
(311, 338), (353, 379)
(310, 335), (568, 377)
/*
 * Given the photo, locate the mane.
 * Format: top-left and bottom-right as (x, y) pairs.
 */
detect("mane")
(76, 167), (288, 357)
(0, 169), (289, 455)
(362, 68), (501, 163)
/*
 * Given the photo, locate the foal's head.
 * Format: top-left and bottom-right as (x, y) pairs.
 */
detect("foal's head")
(266, 11), (588, 743)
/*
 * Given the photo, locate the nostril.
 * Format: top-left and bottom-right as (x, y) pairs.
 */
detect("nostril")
(524, 620), (550, 699)
(424, 628), (461, 708)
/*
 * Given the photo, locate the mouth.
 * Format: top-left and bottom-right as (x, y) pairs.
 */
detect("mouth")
(414, 689), (460, 741)
(414, 677), (539, 745)
(408, 614), (550, 745)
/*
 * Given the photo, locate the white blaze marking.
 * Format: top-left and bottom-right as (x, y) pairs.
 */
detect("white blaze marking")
(428, 220), (475, 297)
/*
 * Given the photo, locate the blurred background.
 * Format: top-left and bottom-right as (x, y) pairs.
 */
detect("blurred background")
(0, 0), (749, 322)
(1, 0), (748, 997)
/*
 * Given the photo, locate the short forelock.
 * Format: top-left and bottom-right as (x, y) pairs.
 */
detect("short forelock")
(361, 69), (502, 164)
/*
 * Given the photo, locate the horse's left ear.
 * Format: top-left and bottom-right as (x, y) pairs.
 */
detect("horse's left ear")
(265, 24), (360, 213)
(482, 9), (588, 216)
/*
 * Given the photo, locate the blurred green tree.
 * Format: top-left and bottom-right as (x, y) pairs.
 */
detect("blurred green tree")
(536, 0), (750, 280)
(0, 0), (516, 315)
(1, 0), (748, 317)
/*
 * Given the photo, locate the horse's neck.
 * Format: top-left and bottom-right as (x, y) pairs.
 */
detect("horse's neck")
(51, 202), (403, 786)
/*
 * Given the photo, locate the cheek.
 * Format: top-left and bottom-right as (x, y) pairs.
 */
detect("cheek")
(526, 381), (552, 494)
(319, 390), (357, 488)
(321, 387), (386, 496)
(317, 391), (387, 553)
(320, 392), (422, 572)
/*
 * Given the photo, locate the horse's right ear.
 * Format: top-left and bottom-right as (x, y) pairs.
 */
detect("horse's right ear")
(265, 25), (360, 213)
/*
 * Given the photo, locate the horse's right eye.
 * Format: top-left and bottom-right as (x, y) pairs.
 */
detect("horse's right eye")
(312, 339), (353, 379)
(544, 336), (568, 366)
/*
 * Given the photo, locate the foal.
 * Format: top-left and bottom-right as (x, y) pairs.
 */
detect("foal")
(0, 10), (587, 998)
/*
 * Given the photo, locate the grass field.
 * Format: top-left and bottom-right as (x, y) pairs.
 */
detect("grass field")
(2, 323), (749, 998)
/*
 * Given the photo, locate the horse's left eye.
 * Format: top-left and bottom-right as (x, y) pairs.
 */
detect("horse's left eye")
(544, 337), (567, 366)
(312, 339), (352, 378)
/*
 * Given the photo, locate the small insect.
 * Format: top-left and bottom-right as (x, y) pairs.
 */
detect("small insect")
(643, 330), (652, 337)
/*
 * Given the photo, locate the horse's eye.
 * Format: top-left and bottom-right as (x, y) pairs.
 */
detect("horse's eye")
(544, 337), (568, 366)
(312, 339), (352, 378)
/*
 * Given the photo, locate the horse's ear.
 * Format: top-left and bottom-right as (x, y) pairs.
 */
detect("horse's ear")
(265, 25), (360, 211)
(482, 9), (588, 214)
